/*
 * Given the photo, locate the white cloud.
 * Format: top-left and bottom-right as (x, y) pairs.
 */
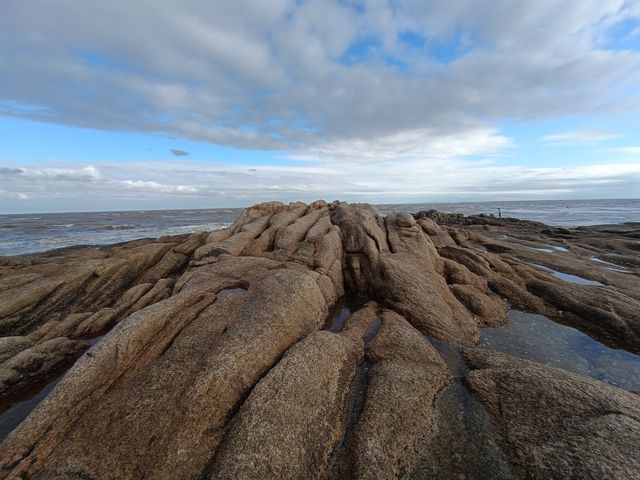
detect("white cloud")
(307, 128), (511, 160)
(542, 130), (622, 145)
(121, 180), (198, 194)
(0, 165), (102, 181)
(0, 0), (638, 155)
(2, 159), (638, 212)
(1, 1), (640, 212)
(604, 146), (640, 155)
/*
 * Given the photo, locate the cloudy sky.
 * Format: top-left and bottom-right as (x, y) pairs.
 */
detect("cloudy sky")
(1, 0), (640, 213)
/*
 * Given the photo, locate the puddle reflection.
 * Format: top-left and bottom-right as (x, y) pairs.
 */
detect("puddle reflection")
(362, 318), (382, 343)
(532, 264), (604, 286)
(532, 245), (569, 253)
(480, 310), (640, 391)
(327, 307), (352, 333)
(0, 372), (65, 441)
(589, 256), (631, 273)
(216, 287), (248, 299)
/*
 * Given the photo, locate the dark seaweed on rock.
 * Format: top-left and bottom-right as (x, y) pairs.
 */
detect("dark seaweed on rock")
(0, 200), (638, 479)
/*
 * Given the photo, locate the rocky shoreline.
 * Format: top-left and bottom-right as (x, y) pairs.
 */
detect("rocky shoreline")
(0, 201), (638, 479)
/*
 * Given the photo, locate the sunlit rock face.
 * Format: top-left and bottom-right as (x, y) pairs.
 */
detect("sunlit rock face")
(0, 201), (638, 479)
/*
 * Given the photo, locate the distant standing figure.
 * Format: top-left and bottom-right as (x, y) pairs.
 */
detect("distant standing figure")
(498, 207), (502, 218)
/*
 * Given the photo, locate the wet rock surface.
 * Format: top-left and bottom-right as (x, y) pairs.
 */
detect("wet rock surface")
(0, 201), (638, 479)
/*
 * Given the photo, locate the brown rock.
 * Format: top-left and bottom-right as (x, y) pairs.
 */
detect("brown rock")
(349, 311), (452, 479)
(0, 337), (34, 365)
(332, 204), (479, 344)
(0, 337), (88, 397)
(210, 330), (361, 479)
(465, 348), (640, 479)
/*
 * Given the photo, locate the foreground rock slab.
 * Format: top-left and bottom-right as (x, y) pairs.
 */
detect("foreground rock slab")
(0, 201), (638, 479)
(465, 348), (640, 480)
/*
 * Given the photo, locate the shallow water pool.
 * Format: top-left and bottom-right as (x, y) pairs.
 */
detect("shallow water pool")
(532, 264), (604, 286)
(0, 371), (65, 441)
(479, 310), (640, 391)
(588, 256), (632, 273)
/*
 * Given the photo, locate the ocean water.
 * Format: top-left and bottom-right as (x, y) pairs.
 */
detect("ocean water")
(377, 198), (640, 226)
(0, 209), (240, 256)
(1, 199), (639, 256)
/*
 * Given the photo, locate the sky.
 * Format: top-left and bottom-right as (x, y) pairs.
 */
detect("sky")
(1, 0), (640, 213)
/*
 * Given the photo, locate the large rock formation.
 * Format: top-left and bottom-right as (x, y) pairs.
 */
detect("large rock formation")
(0, 201), (638, 479)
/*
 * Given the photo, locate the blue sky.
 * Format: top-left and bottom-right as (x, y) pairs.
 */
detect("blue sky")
(1, 0), (640, 213)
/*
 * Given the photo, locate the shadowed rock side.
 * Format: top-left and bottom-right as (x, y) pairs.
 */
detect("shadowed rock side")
(0, 201), (638, 479)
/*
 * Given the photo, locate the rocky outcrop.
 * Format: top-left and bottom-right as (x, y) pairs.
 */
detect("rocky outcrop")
(0, 233), (207, 339)
(331, 205), (482, 344)
(0, 201), (638, 479)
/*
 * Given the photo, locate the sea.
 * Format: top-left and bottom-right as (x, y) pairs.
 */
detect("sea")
(1, 199), (639, 257)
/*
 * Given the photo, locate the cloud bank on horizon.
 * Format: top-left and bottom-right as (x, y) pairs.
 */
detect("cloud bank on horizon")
(1, 0), (640, 212)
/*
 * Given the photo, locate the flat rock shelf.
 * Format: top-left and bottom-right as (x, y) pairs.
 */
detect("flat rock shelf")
(0, 201), (639, 479)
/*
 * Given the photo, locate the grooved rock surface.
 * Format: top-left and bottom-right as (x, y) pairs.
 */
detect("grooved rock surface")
(210, 329), (361, 479)
(0, 337), (87, 396)
(0, 201), (639, 479)
(350, 310), (452, 479)
(331, 205), (480, 344)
